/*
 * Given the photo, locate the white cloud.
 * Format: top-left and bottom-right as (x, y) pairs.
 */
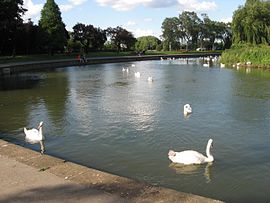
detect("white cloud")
(60, 0), (87, 12)
(126, 21), (136, 26)
(60, 4), (74, 12)
(178, 0), (217, 11)
(68, 0), (87, 6)
(95, 0), (177, 11)
(132, 28), (155, 37)
(23, 0), (43, 20)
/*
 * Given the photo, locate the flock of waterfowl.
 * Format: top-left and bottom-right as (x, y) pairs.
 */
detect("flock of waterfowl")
(23, 59), (215, 166)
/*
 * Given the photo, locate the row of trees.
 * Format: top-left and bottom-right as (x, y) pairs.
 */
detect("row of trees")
(161, 11), (232, 51)
(0, 0), (137, 56)
(8, 0), (269, 56)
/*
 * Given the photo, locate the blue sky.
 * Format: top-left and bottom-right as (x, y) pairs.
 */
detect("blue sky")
(23, 0), (245, 38)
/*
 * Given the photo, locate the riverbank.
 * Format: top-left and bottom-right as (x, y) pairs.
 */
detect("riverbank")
(0, 53), (220, 75)
(0, 139), (224, 203)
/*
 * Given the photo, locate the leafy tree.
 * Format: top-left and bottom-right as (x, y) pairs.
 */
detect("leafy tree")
(106, 26), (136, 52)
(135, 36), (161, 51)
(39, 0), (67, 55)
(16, 19), (39, 54)
(232, 0), (270, 45)
(200, 14), (232, 50)
(179, 11), (202, 50)
(161, 17), (181, 51)
(0, 0), (26, 55)
(72, 23), (106, 53)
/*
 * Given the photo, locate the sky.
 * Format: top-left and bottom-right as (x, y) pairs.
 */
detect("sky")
(23, 0), (245, 38)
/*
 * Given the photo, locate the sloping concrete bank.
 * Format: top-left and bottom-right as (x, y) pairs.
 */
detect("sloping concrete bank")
(0, 53), (221, 75)
(0, 139), (224, 203)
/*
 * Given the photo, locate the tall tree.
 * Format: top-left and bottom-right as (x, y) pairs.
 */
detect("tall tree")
(179, 11), (202, 50)
(0, 0), (26, 55)
(72, 23), (107, 53)
(161, 17), (182, 51)
(232, 0), (270, 45)
(39, 0), (67, 55)
(106, 26), (136, 52)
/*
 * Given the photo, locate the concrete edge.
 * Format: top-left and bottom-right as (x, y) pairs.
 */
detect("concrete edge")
(0, 139), (224, 203)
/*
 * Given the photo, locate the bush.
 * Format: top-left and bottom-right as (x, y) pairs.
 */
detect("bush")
(220, 43), (270, 67)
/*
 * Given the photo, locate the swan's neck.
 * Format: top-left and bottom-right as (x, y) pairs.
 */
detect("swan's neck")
(205, 142), (214, 162)
(39, 127), (44, 140)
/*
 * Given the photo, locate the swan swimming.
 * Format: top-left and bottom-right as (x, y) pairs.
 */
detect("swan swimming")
(183, 104), (192, 116)
(168, 139), (214, 165)
(135, 72), (141, 78)
(24, 121), (45, 154)
(147, 76), (153, 82)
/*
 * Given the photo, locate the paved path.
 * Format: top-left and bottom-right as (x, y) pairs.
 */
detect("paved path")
(0, 140), (224, 203)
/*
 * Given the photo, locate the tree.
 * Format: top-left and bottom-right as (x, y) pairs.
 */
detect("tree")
(0, 0), (26, 55)
(39, 0), (67, 55)
(161, 17), (181, 51)
(179, 11), (202, 50)
(106, 26), (136, 52)
(72, 23), (107, 53)
(232, 0), (270, 45)
(200, 14), (232, 50)
(135, 36), (161, 51)
(16, 19), (39, 54)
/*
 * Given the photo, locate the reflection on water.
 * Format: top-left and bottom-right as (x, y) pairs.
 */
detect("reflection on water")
(1, 61), (270, 203)
(0, 74), (42, 90)
(169, 162), (213, 183)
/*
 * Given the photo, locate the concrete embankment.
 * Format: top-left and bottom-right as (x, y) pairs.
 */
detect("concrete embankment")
(0, 53), (221, 75)
(0, 139), (224, 203)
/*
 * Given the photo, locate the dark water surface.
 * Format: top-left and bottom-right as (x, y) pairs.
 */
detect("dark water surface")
(1, 60), (270, 202)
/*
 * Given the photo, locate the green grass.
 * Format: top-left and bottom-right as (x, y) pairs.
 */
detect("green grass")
(220, 44), (270, 68)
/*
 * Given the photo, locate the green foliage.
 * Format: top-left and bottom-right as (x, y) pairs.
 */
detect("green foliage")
(106, 26), (136, 52)
(39, 0), (67, 55)
(135, 36), (161, 51)
(72, 23), (106, 53)
(161, 12), (232, 51)
(161, 17), (182, 51)
(232, 0), (270, 45)
(221, 43), (270, 66)
(0, 0), (26, 55)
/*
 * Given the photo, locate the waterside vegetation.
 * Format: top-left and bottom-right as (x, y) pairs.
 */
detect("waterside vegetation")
(220, 0), (270, 68)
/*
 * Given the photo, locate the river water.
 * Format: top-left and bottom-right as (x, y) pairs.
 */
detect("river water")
(1, 59), (270, 202)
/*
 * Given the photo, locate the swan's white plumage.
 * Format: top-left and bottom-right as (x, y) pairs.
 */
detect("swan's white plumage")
(183, 104), (192, 115)
(168, 139), (214, 165)
(135, 72), (141, 78)
(24, 121), (44, 143)
(24, 121), (45, 153)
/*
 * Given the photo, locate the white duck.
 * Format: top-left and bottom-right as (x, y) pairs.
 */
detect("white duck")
(183, 104), (192, 116)
(168, 139), (214, 165)
(24, 121), (45, 154)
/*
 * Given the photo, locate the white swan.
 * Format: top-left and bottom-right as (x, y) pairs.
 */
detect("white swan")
(135, 72), (141, 78)
(24, 121), (45, 154)
(183, 104), (192, 116)
(220, 63), (225, 68)
(147, 76), (153, 82)
(168, 139), (214, 165)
